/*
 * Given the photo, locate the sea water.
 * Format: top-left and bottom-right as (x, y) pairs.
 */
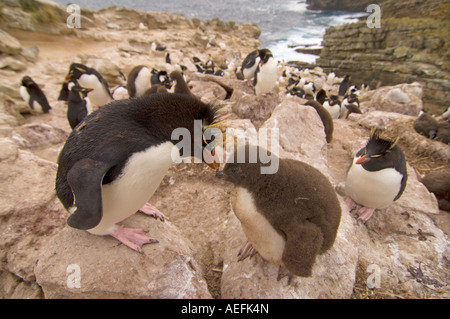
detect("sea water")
(53, 0), (365, 63)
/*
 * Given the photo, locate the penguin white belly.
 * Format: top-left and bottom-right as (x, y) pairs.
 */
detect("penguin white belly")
(134, 67), (151, 97)
(345, 158), (403, 209)
(232, 187), (285, 265)
(88, 142), (175, 235)
(78, 74), (112, 107)
(324, 103), (340, 119)
(20, 86), (30, 106)
(243, 57), (260, 81)
(255, 59), (278, 95)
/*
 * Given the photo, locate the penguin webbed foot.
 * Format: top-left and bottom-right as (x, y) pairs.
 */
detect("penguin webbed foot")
(277, 266), (294, 285)
(357, 207), (376, 222)
(111, 225), (158, 253)
(138, 202), (167, 221)
(344, 196), (357, 211)
(237, 240), (258, 261)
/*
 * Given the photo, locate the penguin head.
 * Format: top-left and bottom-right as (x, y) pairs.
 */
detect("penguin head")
(70, 82), (93, 99)
(329, 95), (340, 106)
(21, 76), (36, 88)
(346, 93), (359, 104)
(258, 49), (273, 66)
(66, 63), (90, 81)
(356, 129), (399, 165)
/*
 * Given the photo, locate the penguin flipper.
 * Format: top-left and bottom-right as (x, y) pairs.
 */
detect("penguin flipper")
(282, 223), (323, 277)
(66, 158), (112, 230)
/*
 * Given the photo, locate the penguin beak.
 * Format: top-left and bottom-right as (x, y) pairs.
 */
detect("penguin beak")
(356, 155), (370, 164)
(65, 74), (70, 81)
(203, 147), (221, 170)
(86, 88), (94, 93)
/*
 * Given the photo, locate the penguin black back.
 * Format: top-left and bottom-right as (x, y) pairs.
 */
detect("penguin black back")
(67, 82), (91, 129)
(56, 93), (219, 210)
(338, 75), (350, 96)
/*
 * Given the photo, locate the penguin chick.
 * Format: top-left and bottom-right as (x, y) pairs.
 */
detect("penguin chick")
(413, 111), (438, 139)
(20, 76), (52, 113)
(127, 65), (152, 98)
(170, 70), (195, 97)
(435, 121), (450, 144)
(66, 63), (113, 107)
(67, 82), (93, 129)
(56, 93), (224, 252)
(216, 144), (341, 280)
(420, 169), (450, 212)
(345, 129), (407, 221)
(254, 49), (278, 96)
(241, 50), (261, 86)
(305, 100), (334, 143)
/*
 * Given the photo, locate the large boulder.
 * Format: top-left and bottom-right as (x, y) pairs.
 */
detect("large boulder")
(0, 29), (22, 55)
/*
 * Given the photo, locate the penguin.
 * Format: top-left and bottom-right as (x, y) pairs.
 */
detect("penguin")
(436, 121), (450, 144)
(241, 50), (261, 86)
(420, 169), (450, 212)
(413, 111), (438, 139)
(323, 95), (341, 119)
(67, 82), (93, 129)
(338, 75), (351, 96)
(216, 144), (341, 280)
(315, 88), (328, 105)
(305, 100), (334, 143)
(170, 70), (195, 97)
(20, 76), (52, 113)
(303, 81), (315, 97)
(165, 52), (171, 65)
(127, 65), (152, 98)
(254, 49), (278, 96)
(58, 81), (70, 102)
(345, 128), (407, 221)
(66, 63), (113, 107)
(111, 85), (129, 100)
(151, 69), (173, 89)
(341, 93), (360, 118)
(55, 93), (224, 252)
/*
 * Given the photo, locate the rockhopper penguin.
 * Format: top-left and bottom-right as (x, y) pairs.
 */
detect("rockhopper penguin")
(254, 49), (278, 96)
(345, 128), (407, 221)
(67, 82), (93, 129)
(216, 144), (341, 281)
(241, 49), (260, 86)
(20, 76), (51, 113)
(56, 93), (224, 252)
(66, 63), (113, 107)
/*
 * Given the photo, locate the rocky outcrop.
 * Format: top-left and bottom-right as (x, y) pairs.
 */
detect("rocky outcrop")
(306, 0), (374, 12)
(318, 16), (450, 112)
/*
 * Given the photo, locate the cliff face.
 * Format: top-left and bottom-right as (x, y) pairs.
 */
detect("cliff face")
(306, 0), (374, 12)
(317, 2), (450, 112)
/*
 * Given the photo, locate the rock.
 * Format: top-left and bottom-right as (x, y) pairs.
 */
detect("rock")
(35, 214), (212, 299)
(0, 56), (27, 72)
(231, 89), (281, 129)
(0, 137), (19, 161)
(360, 83), (423, 116)
(189, 80), (227, 103)
(0, 29), (22, 55)
(20, 46), (39, 62)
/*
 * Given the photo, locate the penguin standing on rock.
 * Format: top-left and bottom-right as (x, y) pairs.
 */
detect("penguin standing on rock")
(20, 76), (52, 113)
(345, 129), (407, 221)
(66, 63), (113, 107)
(254, 49), (278, 96)
(241, 50), (261, 86)
(216, 144), (341, 281)
(67, 82), (93, 129)
(56, 93), (224, 252)
(127, 65), (152, 98)
(338, 75), (351, 96)
(323, 95), (341, 119)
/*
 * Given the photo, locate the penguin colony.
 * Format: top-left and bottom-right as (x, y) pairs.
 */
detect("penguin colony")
(18, 43), (447, 282)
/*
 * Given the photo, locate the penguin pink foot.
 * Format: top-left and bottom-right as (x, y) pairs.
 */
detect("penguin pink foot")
(277, 266), (294, 285)
(237, 241), (258, 261)
(138, 203), (167, 221)
(345, 197), (357, 211)
(111, 226), (158, 253)
(357, 207), (376, 221)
